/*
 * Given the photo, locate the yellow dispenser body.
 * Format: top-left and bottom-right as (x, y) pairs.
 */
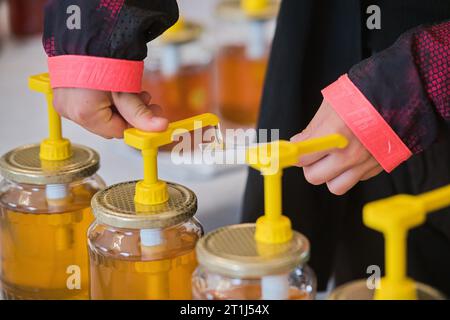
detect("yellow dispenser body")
(88, 114), (220, 300)
(193, 134), (348, 300)
(0, 74), (105, 299)
(330, 185), (450, 300)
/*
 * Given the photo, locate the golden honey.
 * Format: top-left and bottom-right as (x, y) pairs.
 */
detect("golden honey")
(142, 64), (213, 123)
(216, 45), (268, 125)
(0, 176), (104, 299)
(89, 231), (198, 300)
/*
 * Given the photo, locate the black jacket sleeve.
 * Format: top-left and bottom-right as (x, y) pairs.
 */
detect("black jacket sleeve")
(43, 0), (179, 60)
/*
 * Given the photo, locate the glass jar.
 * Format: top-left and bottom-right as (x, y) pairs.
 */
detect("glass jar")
(8, 0), (47, 37)
(142, 21), (214, 123)
(215, 0), (279, 126)
(193, 224), (316, 300)
(0, 144), (105, 300)
(88, 181), (203, 300)
(329, 280), (446, 300)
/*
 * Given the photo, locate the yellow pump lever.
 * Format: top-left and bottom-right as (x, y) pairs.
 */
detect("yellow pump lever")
(28, 73), (72, 161)
(246, 134), (348, 244)
(363, 184), (450, 300)
(124, 113), (220, 206)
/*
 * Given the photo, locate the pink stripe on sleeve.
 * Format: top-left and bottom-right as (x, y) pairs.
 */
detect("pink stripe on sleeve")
(322, 74), (412, 173)
(48, 55), (144, 93)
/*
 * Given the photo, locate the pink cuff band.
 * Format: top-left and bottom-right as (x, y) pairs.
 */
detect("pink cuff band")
(322, 74), (412, 173)
(48, 55), (144, 93)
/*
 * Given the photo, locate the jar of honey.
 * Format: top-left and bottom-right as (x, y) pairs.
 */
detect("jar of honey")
(0, 74), (105, 300)
(215, 0), (279, 125)
(142, 18), (213, 123)
(88, 113), (221, 300)
(88, 182), (202, 300)
(193, 224), (316, 300)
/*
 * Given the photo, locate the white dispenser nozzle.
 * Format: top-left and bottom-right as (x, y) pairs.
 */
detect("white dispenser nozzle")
(140, 229), (163, 247)
(261, 274), (290, 300)
(247, 20), (266, 60)
(45, 184), (69, 200)
(161, 44), (181, 77)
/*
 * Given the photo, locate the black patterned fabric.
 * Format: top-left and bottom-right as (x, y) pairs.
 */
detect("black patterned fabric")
(43, 0), (178, 60)
(349, 21), (450, 154)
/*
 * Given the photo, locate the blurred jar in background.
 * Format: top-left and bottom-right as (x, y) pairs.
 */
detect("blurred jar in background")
(215, 0), (279, 126)
(8, 0), (47, 37)
(142, 19), (214, 123)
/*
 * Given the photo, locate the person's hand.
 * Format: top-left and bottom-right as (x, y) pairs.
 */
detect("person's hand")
(53, 88), (169, 139)
(291, 99), (383, 195)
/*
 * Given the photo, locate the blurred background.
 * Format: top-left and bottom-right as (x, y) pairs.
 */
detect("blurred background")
(0, 0), (279, 232)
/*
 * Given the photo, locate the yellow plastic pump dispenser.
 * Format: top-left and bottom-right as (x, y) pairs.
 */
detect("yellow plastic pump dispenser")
(30, 74), (72, 162)
(247, 134), (349, 245)
(329, 185), (450, 300)
(0, 73), (105, 299)
(125, 113), (220, 206)
(89, 113), (219, 300)
(193, 134), (348, 300)
(365, 185), (450, 300)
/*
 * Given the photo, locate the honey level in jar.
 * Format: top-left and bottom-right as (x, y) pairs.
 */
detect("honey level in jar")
(0, 187), (95, 300)
(216, 45), (268, 126)
(89, 249), (197, 300)
(142, 64), (213, 123)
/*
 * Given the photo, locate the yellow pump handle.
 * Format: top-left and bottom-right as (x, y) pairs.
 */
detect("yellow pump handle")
(363, 184), (450, 300)
(246, 134), (348, 244)
(28, 73), (72, 161)
(124, 113), (220, 206)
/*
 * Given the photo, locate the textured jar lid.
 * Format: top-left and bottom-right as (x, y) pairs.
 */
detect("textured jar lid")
(162, 21), (203, 45)
(216, 0), (280, 21)
(91, 181), (197, 229)
(196, 224), (310, 278)
(0, 144), (100, 185)
(328, 280), (446, 300)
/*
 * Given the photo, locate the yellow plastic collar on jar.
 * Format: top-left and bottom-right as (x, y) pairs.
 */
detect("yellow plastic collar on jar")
(246, 134), (348, 245)
(363, 184), (450, 300)
(124, 113), (220, 206)
(28, 73), (72, 161)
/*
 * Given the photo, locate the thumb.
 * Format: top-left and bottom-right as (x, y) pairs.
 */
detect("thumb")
(112, 92), (169, 132)
(290, 128), (311, 143)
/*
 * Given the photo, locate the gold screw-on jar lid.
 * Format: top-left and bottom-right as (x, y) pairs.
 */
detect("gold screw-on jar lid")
(91, 181), (197, 229)
(196, 224), (310, 278)
(0, 144), (100, 185)
(328, 280), (446, 300)
(216, 0), (280, 21)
